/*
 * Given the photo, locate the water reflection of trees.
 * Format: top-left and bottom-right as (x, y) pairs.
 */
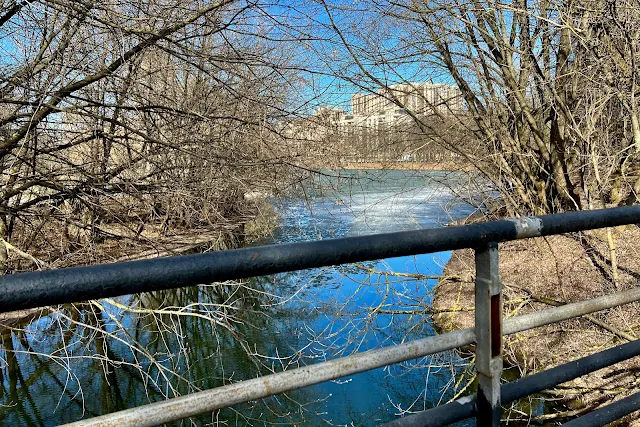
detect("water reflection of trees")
(291, 258), (474, 424)
(0, 276), (327, 425)
(1, 257), (472, 426)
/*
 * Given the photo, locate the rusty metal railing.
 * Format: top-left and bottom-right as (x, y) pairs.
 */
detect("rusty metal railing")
(2, 206), (640, 426)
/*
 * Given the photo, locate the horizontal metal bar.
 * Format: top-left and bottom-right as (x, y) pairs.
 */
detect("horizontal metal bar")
(380, 287), (640, 427)
(504, 286), (640, 335)
(2, 206), (640, 313)
(381, 339), (640, 427)
(562, 391), (640, 427)
(61, 283), (640, 427)
(379, 397), (474, 427)
(502, 339), (640, 403)
(61, 329), (476, 427)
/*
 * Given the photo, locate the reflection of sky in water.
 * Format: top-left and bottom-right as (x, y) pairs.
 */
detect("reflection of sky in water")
(271, 170), (476, 425)
(0, 170), (478, 426)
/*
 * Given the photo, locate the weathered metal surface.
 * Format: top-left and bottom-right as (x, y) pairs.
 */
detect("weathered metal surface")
(563, 391), (640, 427)
(72, 282), (640, 427)
(380, 287), (640, 427)
(2, 206), (640, 314)
(381, 339), (640, 427)
(501, 338), (640, 403)
(508, 216), (543, 238)
(504, 286), (640, 335)
(474, 243), (502, 427)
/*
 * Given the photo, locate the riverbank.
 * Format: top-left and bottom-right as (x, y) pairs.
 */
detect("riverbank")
(0, 195), (278, 329)
(339, 161), (467, 171)
(432, 226), (640, 424)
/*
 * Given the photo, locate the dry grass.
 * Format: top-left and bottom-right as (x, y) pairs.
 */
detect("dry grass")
(433, 226), (640, 424)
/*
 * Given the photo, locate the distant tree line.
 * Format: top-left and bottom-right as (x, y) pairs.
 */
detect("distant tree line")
(333, 118), (466, 164)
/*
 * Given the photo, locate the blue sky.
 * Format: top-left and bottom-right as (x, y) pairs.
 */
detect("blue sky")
(270, 0), (460, 114)
(0, 0), (458, 117)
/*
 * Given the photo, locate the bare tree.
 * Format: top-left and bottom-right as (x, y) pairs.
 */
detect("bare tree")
(0, 0), (305, 271)
(313, 0), (640, 216)
(0, 1), (328, 424)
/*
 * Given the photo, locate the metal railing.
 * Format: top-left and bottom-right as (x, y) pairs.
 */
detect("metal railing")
(2, 206), (640, 426)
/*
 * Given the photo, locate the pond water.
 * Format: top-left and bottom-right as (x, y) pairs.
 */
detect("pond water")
(0, 169), (478, 426)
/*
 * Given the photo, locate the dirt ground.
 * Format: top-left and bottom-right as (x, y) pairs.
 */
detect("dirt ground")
(433, 226), (640, 425)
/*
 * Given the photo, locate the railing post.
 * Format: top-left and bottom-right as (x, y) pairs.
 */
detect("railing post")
(475, 242), (503, 426)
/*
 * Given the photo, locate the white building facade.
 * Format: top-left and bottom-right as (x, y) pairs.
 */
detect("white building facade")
(351, 82), (463, 117)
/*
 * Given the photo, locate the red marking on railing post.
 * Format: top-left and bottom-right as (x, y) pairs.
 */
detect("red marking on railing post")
(491, 294), (502, 358)
(475, 242), (502, 427)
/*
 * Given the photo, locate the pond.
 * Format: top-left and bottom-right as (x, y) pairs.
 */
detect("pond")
(0, 169), (477, 426)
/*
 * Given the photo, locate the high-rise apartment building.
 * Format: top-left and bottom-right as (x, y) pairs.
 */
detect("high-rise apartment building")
(282, 82), (463, 147)
(351, 82), (463, 116)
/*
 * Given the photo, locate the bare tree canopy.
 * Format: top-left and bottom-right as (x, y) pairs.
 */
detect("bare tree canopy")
(0, 0), (309, 270)
(312, 0), (640, 215)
